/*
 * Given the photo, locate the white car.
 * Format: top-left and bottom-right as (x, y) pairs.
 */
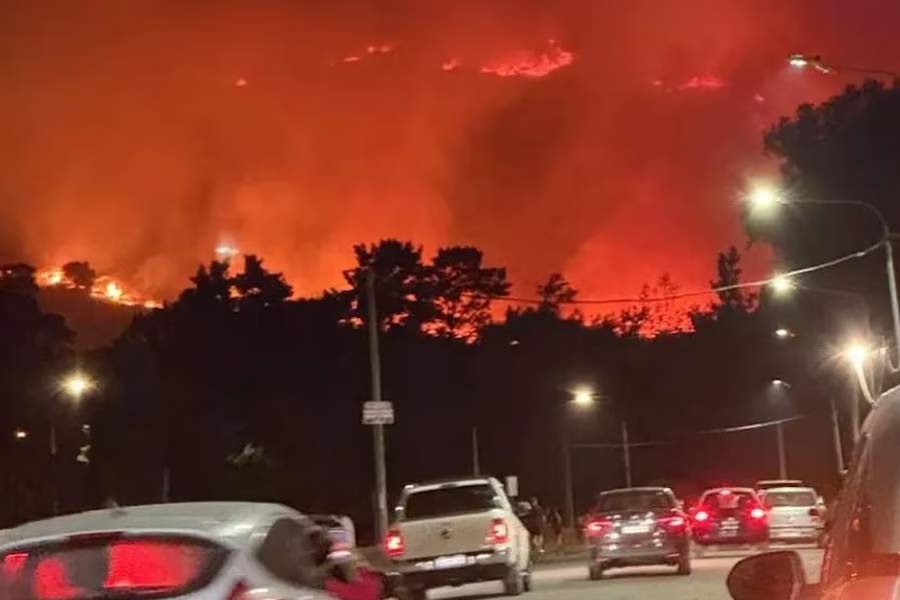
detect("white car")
(0, 501), (343, 600)
(759, 486), (825, 545)
(384, 477), (531, 600)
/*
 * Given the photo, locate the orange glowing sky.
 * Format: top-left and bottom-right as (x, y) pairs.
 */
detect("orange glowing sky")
(1, 0), (898, 308)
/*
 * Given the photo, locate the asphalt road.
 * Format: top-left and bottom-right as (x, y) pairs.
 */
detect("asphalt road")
(429, 548), (824, 600)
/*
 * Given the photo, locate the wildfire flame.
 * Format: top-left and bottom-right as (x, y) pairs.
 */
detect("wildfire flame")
(34, 267), (162, 310)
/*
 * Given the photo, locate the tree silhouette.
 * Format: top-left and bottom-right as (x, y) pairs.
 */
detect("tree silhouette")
(690, 246), (756, 330)
(536, 273), (577, 315)
(62, 261), (96, 291)
(429, 246), (510, 339)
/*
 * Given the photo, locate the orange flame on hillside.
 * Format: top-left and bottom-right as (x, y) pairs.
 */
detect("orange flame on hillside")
(36, 267), (162, 310)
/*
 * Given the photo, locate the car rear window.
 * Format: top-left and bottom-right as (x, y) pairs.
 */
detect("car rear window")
(701, 490), (756, 510)
(0, 535), (228, 600)
(597, 490), (675, 512)
(764, 490), (817, 508)
(403, 485), (501, 520)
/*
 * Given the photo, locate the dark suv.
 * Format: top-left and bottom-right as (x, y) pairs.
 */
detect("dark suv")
(692, 487), (769, 555)
(584, 487), (691, 579)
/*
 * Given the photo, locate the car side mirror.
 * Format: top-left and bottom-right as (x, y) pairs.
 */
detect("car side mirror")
(727, 551), (806, 600)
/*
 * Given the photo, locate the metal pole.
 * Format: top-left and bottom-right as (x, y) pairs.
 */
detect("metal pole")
(366, 268), (388, 540)
(621, 420), (632, 488)
(50, 418), (58, 516)
(472, 427), (481, 477)
(561, 420), (575, 529)
(162, 467), (171, 503)
(776, 421), (787, 480)
(850, 383), (861, 444)
(884, 238), (900, 372)
(829, 397), (845, 476)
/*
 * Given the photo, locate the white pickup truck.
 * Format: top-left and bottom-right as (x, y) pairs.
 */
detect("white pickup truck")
(384, 477), (531, 600)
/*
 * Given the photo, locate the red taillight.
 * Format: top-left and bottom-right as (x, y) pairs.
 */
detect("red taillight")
(2, 552), (28, 578)
(584, 518), (611, 535)
(694, 510), (710, 522)
(750, 507), (766, 520)
(488, 518), (509, 545)
(226, 580), (251, 600)
(384, 529), (405, 558)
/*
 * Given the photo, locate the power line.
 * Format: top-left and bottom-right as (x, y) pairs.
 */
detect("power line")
(479, 239), (883, 306)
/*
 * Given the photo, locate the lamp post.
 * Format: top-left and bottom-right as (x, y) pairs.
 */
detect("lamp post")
(788, 54), (900, 79)
(750, 188), (900, 376)
(51, 371), (95, 515)
(561, 387), (596, 529)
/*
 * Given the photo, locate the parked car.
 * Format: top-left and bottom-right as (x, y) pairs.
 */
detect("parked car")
(584, 487), (691, 579)
(0, 501), (364, 600)
(383, 477), (531, 600)
(692, 487), (769, 555)
(758, 486), (825, 546)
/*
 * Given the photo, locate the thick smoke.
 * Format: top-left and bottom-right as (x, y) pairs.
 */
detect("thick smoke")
(0, 0), (896, 301)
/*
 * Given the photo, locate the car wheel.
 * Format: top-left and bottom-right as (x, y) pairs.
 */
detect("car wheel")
(676, 552), (692, 576)
(588, 564), (604, 581)
(503, 566), (524, 596)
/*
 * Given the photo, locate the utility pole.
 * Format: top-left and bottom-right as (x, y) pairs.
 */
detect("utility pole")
(776, 421), (787, 480)
(560, 420), (574, 529)
(621, 421), (633, 488)
(50, 418), (58, 516)
(850, 383), (861, 444)
(829, 397), (845, 475)
(366, 268), (389, 540)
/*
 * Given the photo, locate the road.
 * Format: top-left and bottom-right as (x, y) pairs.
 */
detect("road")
(430, 548), (823, 600)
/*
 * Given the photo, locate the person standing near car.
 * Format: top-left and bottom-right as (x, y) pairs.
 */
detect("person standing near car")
(547, 507), (564, 552)
(525, 497), (546, 555)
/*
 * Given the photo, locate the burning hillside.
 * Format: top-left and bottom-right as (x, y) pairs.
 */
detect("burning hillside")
(35, 265), (161, 310)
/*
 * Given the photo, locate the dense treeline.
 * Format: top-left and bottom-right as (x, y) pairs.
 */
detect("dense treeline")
(4, 80), (900, 540)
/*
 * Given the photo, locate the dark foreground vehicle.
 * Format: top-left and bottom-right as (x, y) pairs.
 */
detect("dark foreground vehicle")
(726, 384), (900, 600)
(584, 487), (691, 579)
(692, 487), (769, 555)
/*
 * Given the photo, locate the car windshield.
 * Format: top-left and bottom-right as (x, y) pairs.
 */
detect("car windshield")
(764, 490), (817, 507)
(597, 490), (675, 512)
(701, 490), (756, 510)
(403, 484), (500, 520)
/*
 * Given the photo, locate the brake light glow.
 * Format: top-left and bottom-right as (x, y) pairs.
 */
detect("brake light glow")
(384, 530), (405, 558)
(750, 508), (766, 519)
(664, 516), (686, 530)
(585, 518), (611, 535)
(694, 510), (710, 522)
(489, 518), (509, 545)
(2, 552), (27, 578)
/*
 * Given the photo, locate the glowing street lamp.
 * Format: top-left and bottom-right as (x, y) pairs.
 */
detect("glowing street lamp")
(747, 186), (782, 210)
(571, 387), (595, 407)
(772, 379), (792, 388)
(14, 429), (27, 440)
(770, 275), (795, 295)
(788, 53), (899, 78)
(844, 345), (869, 369)
(62, 372), (94, 400)
(775, 328), (793, 339)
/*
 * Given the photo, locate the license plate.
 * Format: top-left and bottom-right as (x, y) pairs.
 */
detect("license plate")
(622, 524), (651, 534)
(720, 529), (738, 537)
(434, 555), (467, 569)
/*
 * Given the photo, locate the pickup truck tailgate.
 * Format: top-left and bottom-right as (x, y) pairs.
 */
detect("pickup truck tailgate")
(399, 509), (507, 559)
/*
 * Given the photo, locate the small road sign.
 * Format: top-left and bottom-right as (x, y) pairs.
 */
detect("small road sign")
(363, 401), (395, 425)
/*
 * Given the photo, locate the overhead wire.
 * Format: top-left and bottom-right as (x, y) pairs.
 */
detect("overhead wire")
(475, 238), (884, 306)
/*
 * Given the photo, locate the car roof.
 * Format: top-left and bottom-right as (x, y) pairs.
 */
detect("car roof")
(756, 480), (803, 486)
(702, 487), (756, 495)
(761, 487), (817, 494)
(0, 502), (301, 552)
(599, 487), (674, 495)
(860, 384), (900, 553)
(404, 477), (498, 492)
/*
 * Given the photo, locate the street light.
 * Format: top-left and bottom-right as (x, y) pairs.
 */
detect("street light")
(774, 328), (793, 339)
(788, 54), (900, 79)
(62, 372), (94, 400)
(14, 429), (27, 440)
(746, 184), (900, 375)
(772, 379), (792, 388)
(770, 274), (795, 295)
(571, 387), (595, 407)
(844, 345), (869, 369)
